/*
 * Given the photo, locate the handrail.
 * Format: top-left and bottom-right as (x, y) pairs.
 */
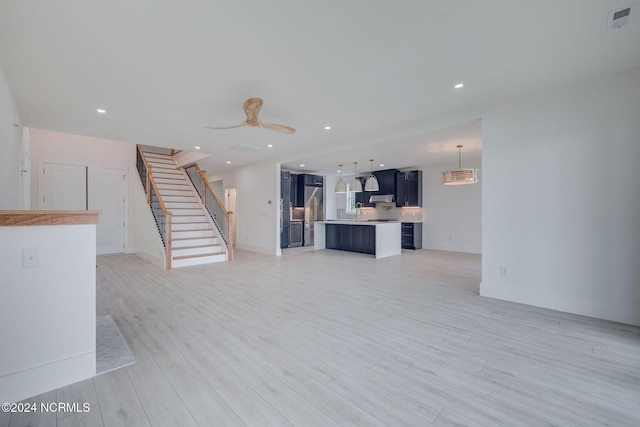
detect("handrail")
(182, 162), (234, 261)
(136, 144), (173, 269)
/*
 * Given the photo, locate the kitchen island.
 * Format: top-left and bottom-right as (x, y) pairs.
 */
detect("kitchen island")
(314, 220), (401, 259)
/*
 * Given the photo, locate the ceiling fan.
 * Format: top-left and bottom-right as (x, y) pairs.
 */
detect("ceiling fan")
(207, 97), (295, 134)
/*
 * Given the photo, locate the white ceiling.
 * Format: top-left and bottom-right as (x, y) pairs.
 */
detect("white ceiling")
(1, 1), (638, 176)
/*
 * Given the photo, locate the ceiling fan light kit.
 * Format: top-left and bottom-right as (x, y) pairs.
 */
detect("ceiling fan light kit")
(207, 97), (295, 134)
(335, 164), (347, 193)
(350, 162), (363, 193)
(364, 159), (380, 192)
(442, 145), (479, 186)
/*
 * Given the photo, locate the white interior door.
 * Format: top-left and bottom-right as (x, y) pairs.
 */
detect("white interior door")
(88, 167), (125, 255)
(42, 163), (87, 210)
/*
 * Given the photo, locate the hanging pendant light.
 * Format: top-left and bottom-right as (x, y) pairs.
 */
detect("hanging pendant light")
(442, 145), (479, 185)
(334, 164), (347, 193)
(349, 162), (363, 193)
(364, 159), (380, 192)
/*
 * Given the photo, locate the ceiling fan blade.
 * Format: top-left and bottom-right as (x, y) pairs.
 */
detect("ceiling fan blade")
(259, 120), (296, 134)
(206, 122), (248, 130)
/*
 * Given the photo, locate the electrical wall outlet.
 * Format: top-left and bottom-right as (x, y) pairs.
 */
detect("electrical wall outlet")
(22, 247), (40, 268)
(499, 266), (509, 278)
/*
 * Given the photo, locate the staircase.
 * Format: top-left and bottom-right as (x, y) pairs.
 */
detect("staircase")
(143, 151), (227, 268)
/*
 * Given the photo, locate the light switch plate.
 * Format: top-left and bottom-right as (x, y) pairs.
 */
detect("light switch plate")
(22, 247), (40, 268)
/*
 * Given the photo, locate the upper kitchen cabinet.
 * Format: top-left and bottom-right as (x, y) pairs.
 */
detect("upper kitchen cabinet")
(396, 170), (423, 207)
(373, 169), (397, 196)
(296, 174), (323, 207)
(290, 175), (300, 207)
(298, 174), (323, 187)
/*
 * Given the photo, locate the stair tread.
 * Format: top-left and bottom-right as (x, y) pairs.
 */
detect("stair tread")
(172, 236), (217, 241)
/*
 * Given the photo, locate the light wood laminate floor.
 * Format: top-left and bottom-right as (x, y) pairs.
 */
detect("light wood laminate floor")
(3, 249), (639, 426)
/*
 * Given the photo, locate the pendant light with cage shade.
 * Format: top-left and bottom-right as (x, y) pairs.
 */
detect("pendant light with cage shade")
(349, 162), (363, 193)
(364, 159), (379, 192)
(442, 145), (479, 185)
(334, 164), (347, 193)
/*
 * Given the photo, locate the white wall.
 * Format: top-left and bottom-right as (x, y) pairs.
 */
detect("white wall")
(481, 66), (640, 325)
(0, 63), (22, 209)
(222, 159), (279, 255)
(29, 129), (162, 261)
(421, 162), (482, 253)
(0, 224), (96, 403)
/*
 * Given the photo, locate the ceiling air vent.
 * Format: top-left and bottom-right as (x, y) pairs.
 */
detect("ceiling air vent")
(229, 144), (262, 152)
(608, 4), (634, 30)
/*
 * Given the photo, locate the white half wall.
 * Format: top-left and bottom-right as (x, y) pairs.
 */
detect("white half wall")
(481, 66), (640, 325)
(0, 224), (96, 403)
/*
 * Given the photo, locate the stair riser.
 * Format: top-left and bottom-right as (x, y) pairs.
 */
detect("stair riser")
(157, 184), (191, 191)
(171, 254), (227, 268)
(164, 201), (201, 209)
(146, 157), (175, 164)
(159, 189), (196, 197)
(172, 223), (212, 231)
(144, 152), (173, 159)
(155, 177), (189, 185)
(171, 215), (208, 223)
(162, 195), (200, 203)
(172, 230), (216, 239)
(147, 166), (178, 173)
(151, 171), (184, 178)
(172, 237), (219, 247)
(165, 208), (204, 216)
(172, 246), (223, 257)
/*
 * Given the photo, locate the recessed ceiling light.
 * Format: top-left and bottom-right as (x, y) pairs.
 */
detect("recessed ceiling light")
(324, 125), (331, 131)
(267, 144), (273, 148)
(300, 164), (305, 167)
(453, 83), (464, 89)
(379, 163), (385, 167)
(226, 161), (231, 164)
(96, 108), (106, 114)
(195, 146), (200, 150)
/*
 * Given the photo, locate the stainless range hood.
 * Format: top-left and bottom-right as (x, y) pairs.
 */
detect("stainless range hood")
(369, 194), (394, 203)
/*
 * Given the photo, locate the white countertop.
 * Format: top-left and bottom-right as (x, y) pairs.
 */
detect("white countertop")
(318, 220), (401, 226)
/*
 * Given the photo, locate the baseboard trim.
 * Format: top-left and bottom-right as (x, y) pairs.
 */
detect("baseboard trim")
(0, 351), (95, 403)
(480, 282), (640, 326)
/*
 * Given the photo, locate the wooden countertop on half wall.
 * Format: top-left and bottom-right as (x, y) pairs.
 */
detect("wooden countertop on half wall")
(0, 210), (101, 226)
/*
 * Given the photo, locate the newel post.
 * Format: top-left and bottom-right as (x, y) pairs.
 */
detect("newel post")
(227, 211), (234, 261)
(200, 169), (207, 204)
(165, 211), (172, 269)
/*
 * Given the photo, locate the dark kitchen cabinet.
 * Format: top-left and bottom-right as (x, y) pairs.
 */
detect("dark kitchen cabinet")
(401, 222), (422, 250)
(296, 174), (323, 207)
(326, 224), (375, 255)
(298, 174), (323, 187)
(373, 169), (397, 197)
(280, 171), (291, 248)
(290, 175), (300, 207)
(396, 170), (423, 207)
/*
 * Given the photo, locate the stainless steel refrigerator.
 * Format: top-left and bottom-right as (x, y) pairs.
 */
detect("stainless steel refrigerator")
(303, 186), (324, 246)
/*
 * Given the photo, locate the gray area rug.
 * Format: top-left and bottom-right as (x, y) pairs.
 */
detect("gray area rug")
(96, 315), (135, 375)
